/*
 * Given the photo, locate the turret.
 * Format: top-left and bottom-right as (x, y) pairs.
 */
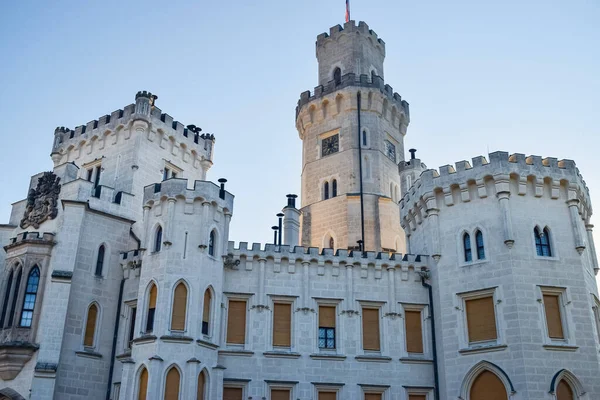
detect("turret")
(399, 148), (427, 196)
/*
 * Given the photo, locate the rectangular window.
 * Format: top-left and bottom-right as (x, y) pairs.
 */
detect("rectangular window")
(365, 393), (382, 400)
(408, 395), (427, 400)
(318, 305), (336, 349)
(87, 168), (93, 182)
(465, 296), (497, 343)
(273, 303), (291, 347)
(543, 294), (564, 339)
(128, 306), (136, 348)
(405, 310), (423, 354)
(163, 167), (170, 181)
(318, 392), (337, 400)
(362, 307), (381, 351)
(223, 387), (243, 400)
(94, 165), (101, 187)
(271, 388), (291, 400)
(226, 299), (247, 345)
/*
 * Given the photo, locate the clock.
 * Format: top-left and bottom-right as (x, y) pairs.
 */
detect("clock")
(322, 134), (339, 157)
(384, 140), (396, 162)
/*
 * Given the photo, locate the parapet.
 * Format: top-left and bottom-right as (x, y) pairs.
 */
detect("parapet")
(142, 178), (234, 213)
(296, 72), (409, 119)
(316, 21), (385, 53)
(400, 151), (592, 223)
(4, 232), (55, 251)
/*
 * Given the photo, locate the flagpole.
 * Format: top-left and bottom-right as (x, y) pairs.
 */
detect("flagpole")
(345, 0), (350, 22)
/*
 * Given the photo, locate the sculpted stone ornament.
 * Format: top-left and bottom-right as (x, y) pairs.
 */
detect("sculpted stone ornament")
(20, 172), (61, 229)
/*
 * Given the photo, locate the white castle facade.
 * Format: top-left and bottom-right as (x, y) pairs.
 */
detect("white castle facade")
(0, 20), (599, 400)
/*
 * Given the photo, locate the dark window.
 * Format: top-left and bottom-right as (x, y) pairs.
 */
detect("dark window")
(94, 166), (101, 188)
(535, 227), (552, 257)
(362, 130), (367, 146)
(463, 233), (472, 262)
(324, 182), (329, 200)
(0, 271), (14, 327)
(333, 67), (341, 85)
(318, 327), (335, 349)
(475, 230), (485, 260)
(128, 307), (137, 347)
(86, 168), (93, 182)
(95, 245), (105, 276)
(146, 285), (157, 333)
(163, 167), (170, 181)
(208, 230), (215, 256)
(154, 226), (162, 252)
(7, 269), (22, 327)
(20, 267), (40, 327)
(332, 180), (337, 197)
(202, 321), (209, 335)
(329, 237), (335, 249)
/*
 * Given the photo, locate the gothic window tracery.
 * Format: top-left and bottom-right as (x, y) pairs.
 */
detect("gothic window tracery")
(209, 230), (216, 256)
(7, 269), (22, 327)
(0, 270), (14, 328)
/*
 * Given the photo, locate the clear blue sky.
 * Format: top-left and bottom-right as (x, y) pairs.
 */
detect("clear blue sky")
(1, 1), (599, 252)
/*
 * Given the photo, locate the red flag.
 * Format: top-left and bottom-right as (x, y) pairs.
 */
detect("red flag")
(345, 0), (350, 22)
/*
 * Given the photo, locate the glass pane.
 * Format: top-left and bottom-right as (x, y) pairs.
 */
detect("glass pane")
(327, 339), (335, 348)
(326, 329), (334, 339)
(318, 338), (326, 348)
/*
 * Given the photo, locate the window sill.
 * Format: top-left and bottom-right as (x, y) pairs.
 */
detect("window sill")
(459, 343), (507, 355)
(309, 353), (347, 361)
(159, 335), (194, 343)
(115, 351), (132, 360)
(197, 339), (219, 350)
(543, 344), (579, 352)
(131, 334), (157, 344)
(263, 351), (301, 359)
(75, 350), (102, 359)
(533, 255), (559, 262)
(399, 356), (433, 364)
(460, 259), (488, 268)
(355, 355), (392, 363)
(218, 349), (255, 357)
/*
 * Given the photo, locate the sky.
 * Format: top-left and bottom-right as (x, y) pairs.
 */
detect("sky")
(0, 1), (599, 261)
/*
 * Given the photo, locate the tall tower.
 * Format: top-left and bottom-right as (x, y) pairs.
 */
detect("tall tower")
(296, 21), (410, 252)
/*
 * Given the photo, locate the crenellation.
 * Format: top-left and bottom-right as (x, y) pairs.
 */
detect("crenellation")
(142, 178), (234, 211)
(317, 20), (385, 50)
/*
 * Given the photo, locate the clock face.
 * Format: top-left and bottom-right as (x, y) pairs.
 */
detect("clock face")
(322, 134), (339, 157)
(385, 140), (396, 162)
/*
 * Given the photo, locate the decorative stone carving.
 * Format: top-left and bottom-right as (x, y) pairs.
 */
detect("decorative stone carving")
(20, 172), (61, 229)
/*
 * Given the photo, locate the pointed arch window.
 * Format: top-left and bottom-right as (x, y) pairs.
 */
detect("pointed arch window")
(0, 270), (14, 327)
(83, 303), (98, 347)
(470, 370), (508, 400)
(164, 367), (181, 400)
(146, 284), (157, 332)
(333, 67), (341, 85)
(154, 226), (163, 252)
(202, 289), (212, 335)
(463, 233), (472, 262)
(95, 245), (105, 276)
(208, 230), (216, 256)
(138, 368), (149, 400)
(324, 181), (329, 200)
(475, 230), (485, 260)
(329, 237), (335, 249)
(7, 269), (22, 327)
(535, 227), (552, 257)
(20, 267), (40, 327)
(197, 369), (207, 400)
(556, 380), (574, 400)
(171, 282), (188, 331)
(332, 180), (337, 197)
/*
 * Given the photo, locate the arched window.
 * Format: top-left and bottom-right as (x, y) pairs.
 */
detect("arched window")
(463, 233), (472, 262)
(164, 367), (181, 400)
(154, 226), (163, 253)
(83, 303), (98, 347)
(95, 245), (105, 276)
(20, 267), (40, 328)
(7, 269), (22, 327)
(333, 67), (341, 85)
(0, 270), (14, 327)
(535, 227), (552, 257)
(470, 370), (508, 400)
(208, 230), (216, 257)
(138, 367), (149, 400)
(202, 289), (212, 335)
(197, 369), (207, 400)
(362, 129), (368, 146)
(324, 181), (329, 200)
(556, 380), (574, 400)
(332, 179), (337, 197)
(475, 230), (485, 260)
(146, 284), (157, 332)
(329, 237), (335, 249)
(171, 282), (188, 331)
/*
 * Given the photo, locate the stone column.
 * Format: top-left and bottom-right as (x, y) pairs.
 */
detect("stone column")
(201, 201), (211, 248)
(303, 261), (311, 309)
(585, 224), (599, 272)
(496, 191), (514, 248)
(258, 258), (267, 307)
(141, 205), (151, 249)
(164, 198), (176, 246)
(387, 266), (396, 315)
(425, 199), (441, 260)
(223, 211), (232, 254)
(567, 198), (585, 254)
(345, 264), (355, 311)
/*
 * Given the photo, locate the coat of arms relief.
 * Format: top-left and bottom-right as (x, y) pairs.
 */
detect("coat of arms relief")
(20, 172), (61, 229)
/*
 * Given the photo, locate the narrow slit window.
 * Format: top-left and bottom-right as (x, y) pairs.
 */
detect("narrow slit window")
(463, 233), (472, 262)
(95, 245), (105, 276)
(128, 307), (137, 347)
(171, 283), (188, 331)
(20, 267), (40, 328)
(202, 289), (212, 335)
(332, 179), (337, 197)
(208, 230), (216, 256)
(146, 284), (157, 333)
(7, 269), (22, 327)
(84, 303), (98, 347)
(0, 270), (14, 327)
(475, 230), (485, 260)
(535, 227), (552, 257)
(154, 226), (163, 253)
(333, 67), (341, 85)
(324, 181), (329, 200)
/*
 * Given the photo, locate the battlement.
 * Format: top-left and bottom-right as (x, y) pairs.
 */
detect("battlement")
(4, 232), (55, 251)
(400, 151), (592, 223)
(227, 241), (428, 277)
(296, 73), (409, 119)
(142, 178), (234, 213)
(316, 21), (385, 52)
(51, 91), (215, 162)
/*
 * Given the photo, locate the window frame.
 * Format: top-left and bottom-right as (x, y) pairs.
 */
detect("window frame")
(265, 380), (296, 400)
(593, 295), (600, 347)
(208, 229), (217, 257)
(324, 181), (330, 200)
(313, 383), (343, 400)
(83, 302), (100, 349)
(123, 300), (137, 350)
(19, 265), (41, 328)
(153, 225), (163, 253)
(269, 296), (296, 351)
(144, 282), (158, 334)
(404, 387), (434, 400)
(224, 294), (251, 349)
(475, 230), (485, 260)
(223, 379), (248, 400)
(170, 281), (189, 333)
(359, 302), (384, 354)
(0, 269), (14, 328)
(315, 299), (342, 354)
(458, 228), (490, 267)
(95, 244), (106, 277)
(533, 226), (557, 259)
(162, 365), (182, 400)
(537, 286), (575, 348)
(456, 287), (504, 351)
(359, 384), (389, 400)
(463, 233), (472, 262)
(202, 287), (214, 338)
(162, 160), (182, 181)
(400, 303), (429, 359)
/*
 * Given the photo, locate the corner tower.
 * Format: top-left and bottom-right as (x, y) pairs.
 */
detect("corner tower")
(296, 21), (410, 252)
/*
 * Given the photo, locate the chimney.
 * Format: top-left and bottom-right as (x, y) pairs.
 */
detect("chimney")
(218, 178), (227, 200)
(282, 194), (300, 246)
(409, 148), (417, 160)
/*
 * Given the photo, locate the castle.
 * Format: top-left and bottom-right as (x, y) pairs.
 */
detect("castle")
(0, 20), (599, 400)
